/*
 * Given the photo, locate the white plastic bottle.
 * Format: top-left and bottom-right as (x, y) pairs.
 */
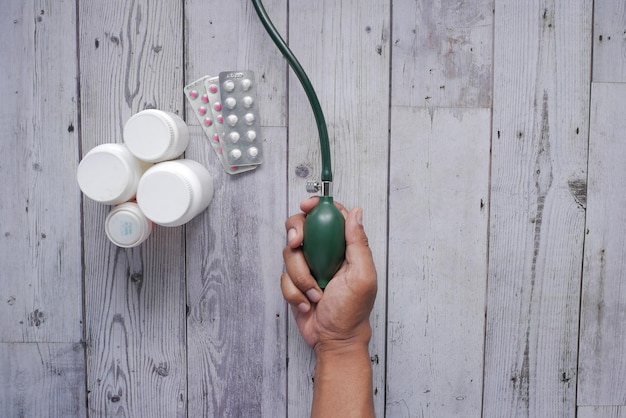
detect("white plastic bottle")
(136, 159), (213, 227)
(105, 202), (153, 248)
(77, 143), (151, 205)
(123, 109), (189, 162)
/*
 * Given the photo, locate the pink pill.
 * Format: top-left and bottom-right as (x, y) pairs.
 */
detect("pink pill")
(201, 94), (209, 103)
(189, 90), (199, 99)
(198, 106), (207, 115)
(217, 146), (223, 154)
(217, 115), (224, 124)
(209, 84), (218, 94)
(214, 102), (222, 111)
(212, 133), (220, 142)
(203, 118), (213, 126)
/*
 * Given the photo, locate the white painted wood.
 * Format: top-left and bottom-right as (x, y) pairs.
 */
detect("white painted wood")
(386, 107), (490, 417)
(287, 0), (390, 416)
(0, 0), (82, 343)
(483, 0), (592, 416)
(579, 406), (626, 418)
(184, 127), (287, 417)
(79, 1), (187, 416)
(578, 82), (626, 406)
(0, 343), (86, 417)
(386, 1), (493, 415)
(6, 0), (626, 416)
(184, 1), (288, 416)
(592, 1), (626, 82)
(391, 0), (493, 108)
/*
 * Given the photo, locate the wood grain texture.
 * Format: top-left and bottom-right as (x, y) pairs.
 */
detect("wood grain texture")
(578, 83), (626, 406)
(483, 0), (592, 416)
(592, 2), (626, 82)
(391, 0), (493, 108)
(184, 1), (288, 416)
(5, 0), (626, 416)
(184, 127), (287, 418)
(579, 406), (626, 418)
(387, 107), (490, 417)
(79, 1), (187, 416)
(0, 343), (86, 417)
(0, 0), (82, 343)
(287, 0), (390, 416)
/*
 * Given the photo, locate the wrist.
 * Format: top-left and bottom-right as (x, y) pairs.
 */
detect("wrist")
(313, 321), (372, 358)
(311, 323), (375, 418)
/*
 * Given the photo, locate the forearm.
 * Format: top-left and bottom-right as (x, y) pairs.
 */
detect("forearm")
(311, 340), (374, 418)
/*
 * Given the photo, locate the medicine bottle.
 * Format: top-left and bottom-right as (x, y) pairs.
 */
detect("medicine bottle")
(136, 159), (213, 227)
(105, 202), (153, 248)
(123, 109), (189, 162)
(77, 143), (151, 205)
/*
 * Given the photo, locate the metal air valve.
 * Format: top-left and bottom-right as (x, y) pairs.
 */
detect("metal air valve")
(306, 180), (332, 196)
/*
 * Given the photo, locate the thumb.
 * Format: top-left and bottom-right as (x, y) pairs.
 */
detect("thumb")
(344, 207), (377, 297)
(345, 207), (372, 262)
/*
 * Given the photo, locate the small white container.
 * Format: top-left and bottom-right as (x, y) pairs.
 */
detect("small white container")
(123, 109), (189, 162)
(136, 159), (213, 227)
(77, 143), (151, 205)
(105, 202), (153, 248)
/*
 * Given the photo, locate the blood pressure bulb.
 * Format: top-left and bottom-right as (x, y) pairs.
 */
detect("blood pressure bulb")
(302, 196), (346, 289)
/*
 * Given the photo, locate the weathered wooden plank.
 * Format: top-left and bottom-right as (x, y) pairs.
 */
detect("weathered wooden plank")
(386, 1), (493, 415)
(578, 82), (626, 406)
(483, 0), (592, 416)
(386, 107), (490, 417)
(0, 0), (82, 343)
(592, 1), (626, 82)
(184, 1), (288, 416)
(0, 343), (86, 417)
(287, 0), (390, 416)
(79, 1), (187, 416)
(579, 406), (626, 418)
(391, 0), (493, 108)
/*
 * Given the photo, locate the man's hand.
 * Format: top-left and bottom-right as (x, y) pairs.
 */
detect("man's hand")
(281, 198), (377, 351)
(281, 198), (378, 417)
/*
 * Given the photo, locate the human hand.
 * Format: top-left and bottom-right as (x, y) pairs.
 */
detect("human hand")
(281, 198), (377, 353)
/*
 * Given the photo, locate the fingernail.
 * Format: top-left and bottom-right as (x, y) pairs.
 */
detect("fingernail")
(297, 302), (310, 313)
(287, 228), (297, 243)
(356, 207), (363, 226)
(306, 288), (321, 303)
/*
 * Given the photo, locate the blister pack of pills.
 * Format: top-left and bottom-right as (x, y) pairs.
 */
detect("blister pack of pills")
(184, 71), (263, 174)
(216, 71), (264, 166)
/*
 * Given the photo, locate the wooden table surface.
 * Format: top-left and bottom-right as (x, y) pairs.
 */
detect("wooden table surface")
(2, 0), (625, 417)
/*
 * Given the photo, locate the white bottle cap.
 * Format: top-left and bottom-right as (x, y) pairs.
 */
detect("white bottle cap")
(136, 160), (213, 227)
(105, 202), (153, 248)
(123, 109), (190, 162)
(77, 143), (150, 205)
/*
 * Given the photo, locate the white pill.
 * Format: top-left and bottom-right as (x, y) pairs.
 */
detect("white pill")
(244, 113), (255, 125)
(226, 114), (238, 127)
(248, 147), (259, 158)
(229, 132), (240, 143)
(223, 80), (235, 92)
(225, 97), (237, 109)
(230, 149), (242, 160)
(242, 96), (253, 108)
(246, 130), (257, 141)
(241, 79), (252, 91)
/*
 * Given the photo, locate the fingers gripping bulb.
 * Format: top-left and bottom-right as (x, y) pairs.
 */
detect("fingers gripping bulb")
(302, 195), (346, 289)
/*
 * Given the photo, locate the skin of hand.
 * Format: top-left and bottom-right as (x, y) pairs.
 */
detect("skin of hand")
(281, 197), (378, 351)
(282, 198), (377, 417)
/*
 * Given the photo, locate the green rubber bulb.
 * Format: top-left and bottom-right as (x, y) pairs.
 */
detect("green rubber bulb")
(303, 196), (346, 289)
